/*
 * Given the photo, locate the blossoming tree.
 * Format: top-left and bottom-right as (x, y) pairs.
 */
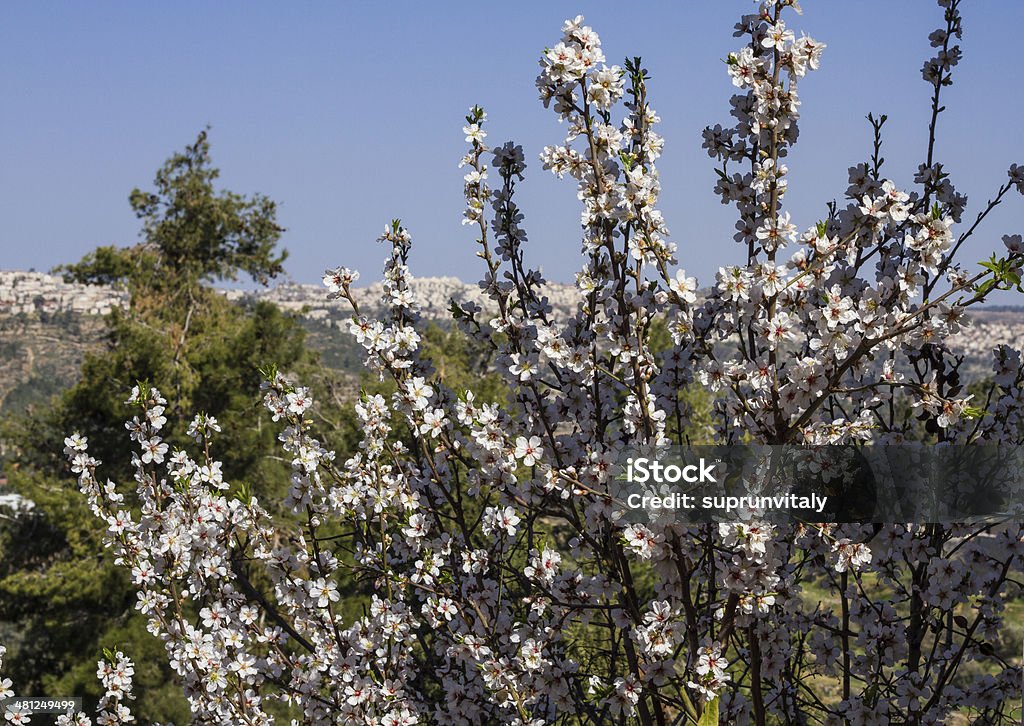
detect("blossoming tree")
(4, 0), (1024, 723)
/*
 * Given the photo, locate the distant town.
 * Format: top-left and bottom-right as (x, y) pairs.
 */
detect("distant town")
(0, 270), (129, 317)
(0, 269), (579, 325)
(0, 268), (1020, 360)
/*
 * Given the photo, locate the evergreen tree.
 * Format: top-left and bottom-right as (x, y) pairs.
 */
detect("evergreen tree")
(0, 132), (313, 722)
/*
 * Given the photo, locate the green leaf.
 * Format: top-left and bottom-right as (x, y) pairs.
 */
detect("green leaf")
(233, 481), (253, 505)
(448, 299), (466, 320)
(258, 363), (279, 382)
(962, 406), (985, 420)
(697, 697), (720, 726)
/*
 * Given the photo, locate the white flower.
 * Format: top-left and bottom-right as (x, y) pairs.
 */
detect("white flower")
(482, 505), (521, 537)
(509, 353), (537, 381)
(833, 538), (872, 573)
(544, 42), (585, 83)
(323, 266), (358, 294)
(107, 510), (133, 535)
(463, 123), (486, 144)
(286, 388), (313, 415)
(310, 578), (340, 608)
(937, 396), (972, 428)
(793, 33), (826, 72)
(622, 523), (660, 560)
(139, 438), (168, 464)
(763, 311), (797, 349)
(514, 436), (544, 466)
(727, 47), (761, 88)
(419, 408), (447, 438)
(403, 377), (433, 410)
(668, 269), (698, 303)
(403, 513), (428, 539)
(695, 643), (727, 679)
(587, 66), (624, 109)
(520, 639), (544, 670)
(1009, 163), (1024, 194)
(63, 433), (88, 452)
(436, 597), (458, 621)
(761, 21), (795, 50)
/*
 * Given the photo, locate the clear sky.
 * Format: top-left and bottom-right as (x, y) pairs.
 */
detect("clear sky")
(2, 1), (1023, 293)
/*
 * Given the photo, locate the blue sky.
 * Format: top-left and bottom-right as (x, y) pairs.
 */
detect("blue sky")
(2, 1), (1023, 293)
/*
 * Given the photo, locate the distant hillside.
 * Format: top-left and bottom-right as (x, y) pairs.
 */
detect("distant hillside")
(0, 311), (107, 415)
(0, 309), (366, 426)
(1, 269), (1023, 423)
(0, 270), (580, 421)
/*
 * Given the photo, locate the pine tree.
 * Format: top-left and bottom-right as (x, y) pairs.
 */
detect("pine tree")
(0, 132), (313, 722)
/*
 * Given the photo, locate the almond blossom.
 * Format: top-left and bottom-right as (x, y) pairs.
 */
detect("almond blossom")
(0, 2), (1021, 724)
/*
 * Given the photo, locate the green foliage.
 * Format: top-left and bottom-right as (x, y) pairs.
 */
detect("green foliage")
(56, 245), (137, 287)
(299, 317), (366, 371)
(53, 614), (192, 724)
(648, 318), (714, 445)
(697, 698), (719, 726)
(0, 132), (312, 722)
(977, 253), (1024, 295)
(59, 129), (286, 290)
(0, 469), (133, 706)
(0, 364), (66, 421)
(421, 323), (506, 403)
